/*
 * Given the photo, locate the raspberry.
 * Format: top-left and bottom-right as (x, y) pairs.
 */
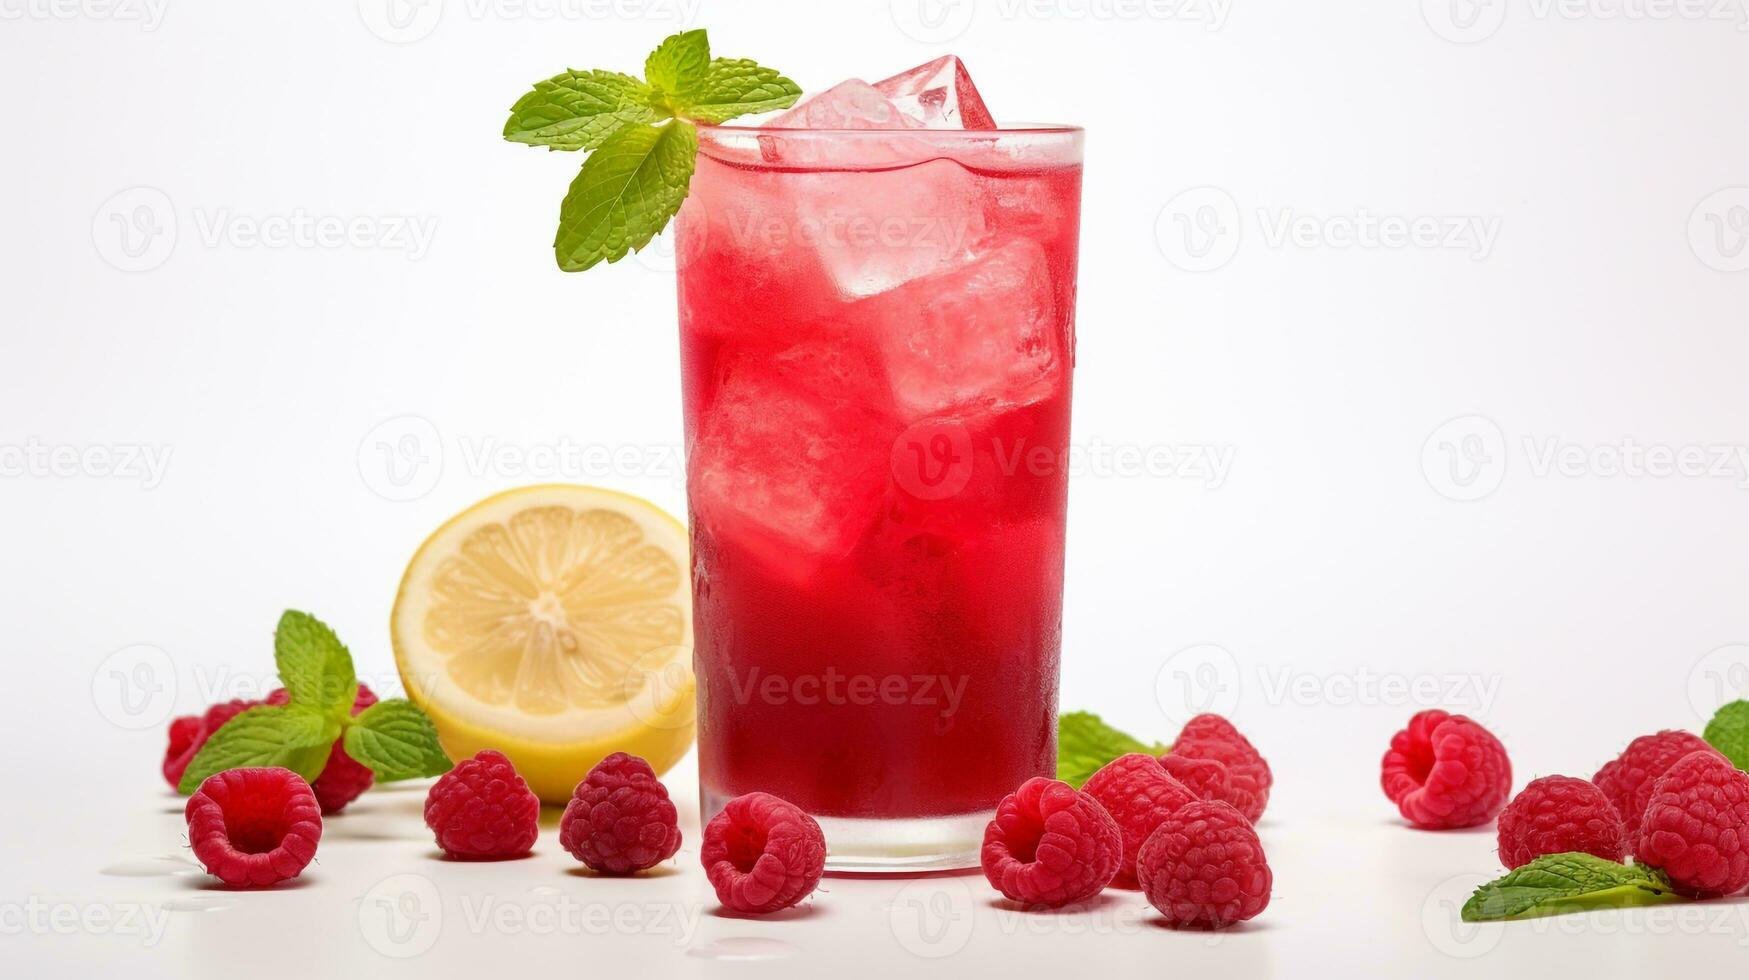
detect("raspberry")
(1496, 775), (1626, 869)
(560, 753), (682, 874)
(423, 749), (540, 860)
(1592, 730), (1723, 842)
(701, 792), (826, 914)
(1169, 714), (1272, 822)
(1082, 754), (1198, 889)
(1136, 800), (1271, 929)
(1636, 750), (1749, 897)
(184, 767), (323, 887)
(265, 684), (379, 814)
(162, 698), (259, 789)
(1381, 709), (1512, 829)
(1159, 754), (1231, 805)
(981, 777), (1123, 908)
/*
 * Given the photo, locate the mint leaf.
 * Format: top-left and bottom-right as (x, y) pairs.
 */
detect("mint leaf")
(554, 119), (697, 272)
(273, 610), (357, 718)
(177, 705), (340, 794)
(343, 699), (452, 782)
(1704, 700), (1749, 770)
(1058, 711), (1169, 789)
(669, 58), (801, 125)
(1462, 853), (1682, 922)
(506, 28), (801, 274)
(504, 69), (659, 152)
(643, 29), (711, 98)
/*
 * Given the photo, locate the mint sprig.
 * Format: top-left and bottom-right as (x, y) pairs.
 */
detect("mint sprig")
(1704, 700), (1749, 770)
(177, 611), (452, 794)
(503, 29), (801, 272)
(1058, 711), (1169, 789)
(1461, 853), (1681, 922)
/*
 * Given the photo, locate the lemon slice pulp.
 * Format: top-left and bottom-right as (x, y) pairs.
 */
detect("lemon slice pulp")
(392, 484), (694, 802)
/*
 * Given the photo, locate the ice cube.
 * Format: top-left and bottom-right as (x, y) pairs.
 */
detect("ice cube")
(857, 239), (1065, 420)
(766, 79), (923, 130)
(688, 343), (895, 578)
(790, 157), (989, 299)
(873, 56), (996, 130)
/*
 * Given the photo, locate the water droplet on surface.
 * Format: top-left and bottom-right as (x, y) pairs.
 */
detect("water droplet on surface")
(686, 937), (797, 961)
(101, 856), (201, 877)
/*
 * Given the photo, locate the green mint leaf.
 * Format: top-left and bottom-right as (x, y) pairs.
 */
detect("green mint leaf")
(668, 58), (801, 124)
(553, 119), (697, 272)
(343, 699), (452, 782)
(273, 610), (358, 718)
(1057, 711), (1169, 789)
(643, 29), (711, 100)
(176, 704), (340, 795)
(1704, 700), (1749, 770)
(1461, 853), (1682, 922)
(504, 69), (660, 152)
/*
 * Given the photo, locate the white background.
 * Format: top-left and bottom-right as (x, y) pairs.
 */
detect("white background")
(4, 0), (1749, 976)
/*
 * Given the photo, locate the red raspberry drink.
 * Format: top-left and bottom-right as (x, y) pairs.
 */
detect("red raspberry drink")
(676, 58), (1082, 871)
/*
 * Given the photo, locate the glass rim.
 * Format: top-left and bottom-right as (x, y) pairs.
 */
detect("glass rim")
(697, 122), (1083, 138)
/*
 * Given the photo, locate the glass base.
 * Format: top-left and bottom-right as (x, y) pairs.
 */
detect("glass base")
(702, 788), (989, 874)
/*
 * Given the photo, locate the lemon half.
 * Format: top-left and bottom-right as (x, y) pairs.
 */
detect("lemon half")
(391, 484), (694, 802)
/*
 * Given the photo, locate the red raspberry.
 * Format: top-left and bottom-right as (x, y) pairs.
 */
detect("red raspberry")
(560, 753), (682, 874)
(1381, 709), (1512, 829)
(184, 767), (323, 887)
(1496, 775), (1626, 869)
(701, 792), (826, 914)
(1169, 714), (1272, 822)
(162, 698), (259, 789)
(423, 749), (540, 860)
(981, 777), (1123, 908)
(1082, 754), (1198, 889)
(1159, 754), (1232, 805)
(1637, 750), (1749, 897)
(266, 685), (379, 814)
(1592, 730), (1723, 842)
(1136, 800), (1271, 929)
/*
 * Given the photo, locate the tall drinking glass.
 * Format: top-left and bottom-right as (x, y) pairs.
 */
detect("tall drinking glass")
(675, 123), (1083, 871)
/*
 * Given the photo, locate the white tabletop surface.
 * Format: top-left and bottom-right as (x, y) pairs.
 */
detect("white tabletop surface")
(10, 747), (1747, 979)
